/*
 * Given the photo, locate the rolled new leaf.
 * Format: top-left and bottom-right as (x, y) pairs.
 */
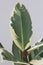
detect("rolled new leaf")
(10, 3), (32, 51)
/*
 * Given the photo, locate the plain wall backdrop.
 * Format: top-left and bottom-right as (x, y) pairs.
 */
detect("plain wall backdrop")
(0, 0), (43, 65)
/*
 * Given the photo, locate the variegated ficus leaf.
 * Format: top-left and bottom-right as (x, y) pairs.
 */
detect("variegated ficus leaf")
(0, 2), (43, 65)
(10, 3), (32, 51)
(0, 43), (15, 62)
(27, 39), (43, 61)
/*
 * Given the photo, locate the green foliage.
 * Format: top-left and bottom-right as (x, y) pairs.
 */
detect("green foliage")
(0, 2), (43, 65)
(0, 43), (15, 61)
(27, 39), (43, 60)
(12, 41), (21, 61)
(2, 49), (15, 61)
(10, 3), (32, 51)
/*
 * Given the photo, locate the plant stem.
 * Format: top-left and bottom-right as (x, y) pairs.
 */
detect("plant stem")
(21, 50), (28, 65)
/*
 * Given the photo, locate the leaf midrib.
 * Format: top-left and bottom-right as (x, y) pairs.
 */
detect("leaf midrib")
(20, 11), (24, 50)
(16, 7), (24, 50)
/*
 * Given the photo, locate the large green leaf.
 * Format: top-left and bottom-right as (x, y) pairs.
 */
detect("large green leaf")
(27, 39), (43, 60)
(10, 3), (32, 51)
(0, 43), (15, 61)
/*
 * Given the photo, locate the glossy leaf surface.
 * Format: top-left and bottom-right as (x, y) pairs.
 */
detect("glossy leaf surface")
(10, 3), (32, 51)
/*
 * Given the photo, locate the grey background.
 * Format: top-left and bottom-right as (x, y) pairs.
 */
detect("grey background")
(0, 0), (43, 65)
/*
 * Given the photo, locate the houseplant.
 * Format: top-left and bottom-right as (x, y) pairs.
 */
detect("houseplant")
(0, 2), (43, 65)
